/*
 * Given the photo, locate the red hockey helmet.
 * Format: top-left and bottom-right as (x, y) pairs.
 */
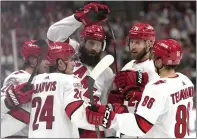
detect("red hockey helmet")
(128, 22), (156, 43)
(81, 25), (106, 50)
(47, 42), (75, 66)
(152, 39), (182, 65)
(21, 40), (42, 61)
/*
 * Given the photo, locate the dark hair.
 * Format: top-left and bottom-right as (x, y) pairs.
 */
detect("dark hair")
(49, 58), (62, 73)
(49, 66), (57, 73)
(21, 56), (36, 70)
(22, 60), (31, 70)
(164, 65), (178, 70)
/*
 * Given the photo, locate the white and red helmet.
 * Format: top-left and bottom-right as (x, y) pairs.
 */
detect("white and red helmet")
(81, 25), (106, 51)
(128, 22), (156, 43)
(153, 39), (182, 65)
(47, 42), (75, 66)
(21, 40), (42, 61)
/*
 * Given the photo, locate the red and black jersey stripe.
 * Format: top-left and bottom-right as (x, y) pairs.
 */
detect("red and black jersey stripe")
(134, 114), (153, 133)
(65, 100), (83, 120)
(7, 107), (30, 124)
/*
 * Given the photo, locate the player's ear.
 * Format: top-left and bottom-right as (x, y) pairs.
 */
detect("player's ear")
(29, 56), (38, 67)
(155, 58), (163, 69)
(146, 40), (154, 49)
(57, 59), (66, 70)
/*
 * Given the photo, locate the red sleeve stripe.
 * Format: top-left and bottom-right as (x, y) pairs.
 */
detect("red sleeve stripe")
(134, 114), (153, 133)
(7, 108), (30, 124)
(65, 100), (83, 120)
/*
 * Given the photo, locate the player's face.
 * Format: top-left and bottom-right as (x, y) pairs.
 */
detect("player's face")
(85, 39), (103, 54)
(65, 58), (74, 74)
(79, 39), (102, 67)
(129, 39), (147, 60)
(37, 60), (49, 74)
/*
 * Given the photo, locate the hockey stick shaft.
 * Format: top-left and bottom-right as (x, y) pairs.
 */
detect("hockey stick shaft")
(88, 55), (114, 138)
(88, 77), (101, 138)
(106, 21), (118, 73)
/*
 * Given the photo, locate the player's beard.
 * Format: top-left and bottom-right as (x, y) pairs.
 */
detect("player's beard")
(131, 47), (147, 61)
(79, 46), (101, 67)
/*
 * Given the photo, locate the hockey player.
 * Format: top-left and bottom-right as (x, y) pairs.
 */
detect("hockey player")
(47, 2), (114, 138)
(28, 42), (127, 138)
(86, 39), (194, 138)
(109, 22), (159, 112)
(1, 40), (48, 138)
(107, 22), (160, 137)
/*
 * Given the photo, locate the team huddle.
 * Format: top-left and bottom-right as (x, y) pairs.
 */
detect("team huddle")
(1, 2), (194, 138)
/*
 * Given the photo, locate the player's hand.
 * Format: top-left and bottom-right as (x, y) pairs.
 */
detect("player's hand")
(86, 103), (127, 128)
(86, 104), (115, 128)
(108, 90), (124, 104)
(114, 70), (148, 89)
(74, 2), (110, 26)
(122, 85), (143, 101)
(5, 83), (34, 109)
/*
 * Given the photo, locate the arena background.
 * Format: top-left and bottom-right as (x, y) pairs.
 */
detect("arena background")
(1, 1), (196, 137)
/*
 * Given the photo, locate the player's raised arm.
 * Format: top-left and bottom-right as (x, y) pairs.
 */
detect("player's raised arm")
(47, 14), (82, 42)
(47, 2), (110, 42)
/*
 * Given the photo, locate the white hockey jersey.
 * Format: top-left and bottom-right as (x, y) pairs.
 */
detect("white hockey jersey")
(1, 70), (31, 138)
(110, 72), (194, 138)
(47, 14), (81, 54)
(28, 73), (97, 138)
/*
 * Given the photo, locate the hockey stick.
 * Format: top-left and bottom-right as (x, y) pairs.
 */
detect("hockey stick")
(21, 40), (48, 92)
(106, 21), (124, 138)
(105, 21), (118, 74)
(88, 55), (114, 138)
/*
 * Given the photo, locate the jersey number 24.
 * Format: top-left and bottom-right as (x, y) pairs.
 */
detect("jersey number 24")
(31, 96), (55, 130)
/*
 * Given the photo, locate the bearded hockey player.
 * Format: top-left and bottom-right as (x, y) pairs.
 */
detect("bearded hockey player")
(47, 2), (114, 138)
(107, 22), (160, 137)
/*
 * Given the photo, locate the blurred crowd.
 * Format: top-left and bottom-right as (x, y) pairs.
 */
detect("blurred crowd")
(1, 1), (196, 105)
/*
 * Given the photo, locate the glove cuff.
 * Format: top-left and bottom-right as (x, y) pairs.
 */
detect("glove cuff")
(102, 104), (115, 128)
(136, 71), (148, 87)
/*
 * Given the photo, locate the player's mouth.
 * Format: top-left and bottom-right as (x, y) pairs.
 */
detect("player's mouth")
(89, 52), (97, 56)
(132, 51), (137, 54)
